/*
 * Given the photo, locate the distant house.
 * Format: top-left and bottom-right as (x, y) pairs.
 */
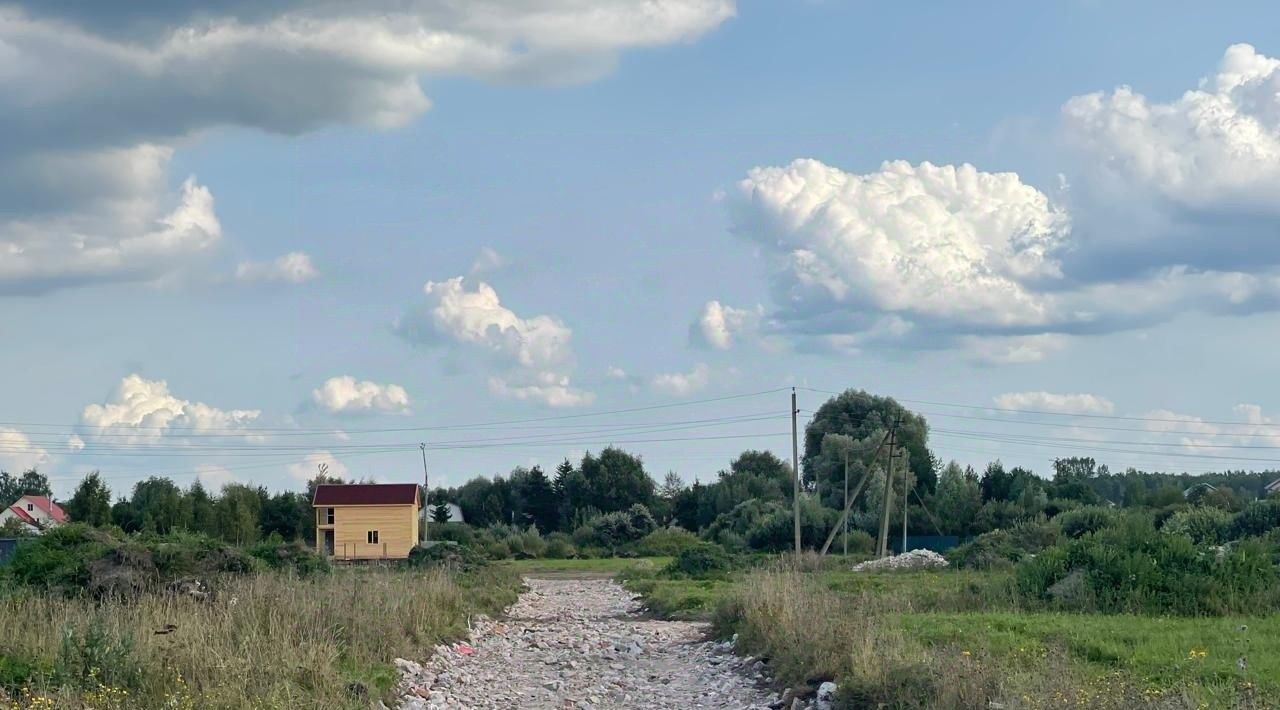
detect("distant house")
(1266, 478), (1280, 497)
(0, 496), (68, 534)
(1183, 482), (1217, 499)
(312, 484), (420, 560)
(419, 502), (465, 525)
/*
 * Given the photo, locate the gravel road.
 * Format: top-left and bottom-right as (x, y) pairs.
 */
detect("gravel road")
(394, 577), (778, 709)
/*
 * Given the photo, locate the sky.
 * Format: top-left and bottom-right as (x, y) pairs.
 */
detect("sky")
(5, 1), (1280, 498)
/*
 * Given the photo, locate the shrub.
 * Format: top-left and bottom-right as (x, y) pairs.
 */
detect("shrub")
(1230, 499), (1280, 539)
(0, 652), (49, 694)
(543, 532), (576, 559)
(55, 621), (142, 692)
(427, 523), (476, 547)
(505, 526), (546, 559)
(842, 529), (876, 556)
(406, 541), (488, 571)
(1161, 506), (1233, 545)
(1017, 515), (1280, 615)
(247, 540), (330, 576)
(664, 543), (736, 578)
(1055, 506), (1116, 539)
(634, 527), (701, 557)
(572, 505), (657, 550)
(481, 539), (512, 560)
(949, 519), (1059, 570)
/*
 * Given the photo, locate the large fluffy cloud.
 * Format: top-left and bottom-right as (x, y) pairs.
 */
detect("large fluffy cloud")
(0, 1), (734, 294)
(395, 277), (592, 407)
(311, 376), (411, 415)
(690, 300), (763, 349)
(1062, 44), (1280, 277)
(79, 374), (261, 444)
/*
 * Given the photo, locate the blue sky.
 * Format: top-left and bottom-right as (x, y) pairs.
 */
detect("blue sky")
(5, 1), (1280, 497)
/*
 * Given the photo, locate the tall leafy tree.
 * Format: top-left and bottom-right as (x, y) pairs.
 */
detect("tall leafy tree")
(576, 447), (655, 514)
(260, 492), (309, 540)
(183, 481), (217, 536)
(514, 465), (559, 532)
(0, 469), (52, 504)
(131, 477), (184, 533)
(803, 389), (937, 495)
(214, 484), (262, 545)
(64, 471), (112, 526)
(933, 462), (982, 536)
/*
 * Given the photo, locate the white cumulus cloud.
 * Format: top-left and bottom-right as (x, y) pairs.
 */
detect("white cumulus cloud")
(195, 464), (239, 490)
(235, 252), (319, 284)
(395, 277), (592, 407)
(651, 363), (711, 397)
(79, 374), (261, 444)
(691, 300), (764, 349)
(993, 391), (1116, 415)
(311, 376), (412, 415)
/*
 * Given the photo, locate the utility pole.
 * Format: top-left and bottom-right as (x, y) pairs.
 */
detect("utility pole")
(843, 450), (849, 557)
(901, 467), (910, 555)
(419, 443), (429, 542)
(877, 418), (900, 558)
(791, 387), (801, 557)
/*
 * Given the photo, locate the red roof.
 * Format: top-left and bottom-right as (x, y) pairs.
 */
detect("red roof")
(312, 483), (420, 507)
(25, 496), (68, 523)
(6, 496), (67, 524)
(7, 505), (36, 525)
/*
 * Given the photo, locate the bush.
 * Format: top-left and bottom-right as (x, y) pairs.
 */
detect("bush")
(543, 532), (576, 559)
(482, 539), (512, 560)
(505, 526), (546, 559)
(1230, 500), (1280, 539)
(572, 504), (658, 550)
(55, 621), (142, 692)
(842, 529), (876, 556)
(1055, 506), (1116, 539)
(406, 541), (488, 571)
(248, 540), (330, 577)
(1017, 515), (1280, 615)
(1161, 506), (1233, 545)
(664, 543), (736, 578)
(948, 519), (1058, 570)
(427, 523), (476, 547)
(634, 527), (701, 557)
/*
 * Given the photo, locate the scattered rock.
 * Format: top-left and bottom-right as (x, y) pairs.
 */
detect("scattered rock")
(851, 549), (948, 572)
(816, 681), (837, 710)
(393, 577), (774, 708)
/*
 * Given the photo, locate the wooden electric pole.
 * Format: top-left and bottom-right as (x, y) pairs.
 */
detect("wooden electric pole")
(876, 418), (901, 558)
(419, 443), (429, 542)
(791, 387), (801, 556)
(901, 468), (910, 555)
(842, 450), (850, 556)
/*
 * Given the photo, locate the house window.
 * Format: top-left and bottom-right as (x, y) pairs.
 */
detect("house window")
(26, 503), (33, 512)
(367, 530), (379, 544)
(325, 508), (334, 525)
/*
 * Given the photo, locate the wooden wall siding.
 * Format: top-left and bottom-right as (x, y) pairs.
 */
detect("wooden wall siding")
(314, 505), (418, 559)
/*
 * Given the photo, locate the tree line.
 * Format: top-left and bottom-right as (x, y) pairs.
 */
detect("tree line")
(5, 388), (1276, 549)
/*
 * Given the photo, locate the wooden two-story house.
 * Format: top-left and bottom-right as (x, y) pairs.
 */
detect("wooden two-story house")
(312, 483), (420, 560)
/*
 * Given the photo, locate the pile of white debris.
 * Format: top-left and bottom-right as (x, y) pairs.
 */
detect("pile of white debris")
(851, 549), (949, 572)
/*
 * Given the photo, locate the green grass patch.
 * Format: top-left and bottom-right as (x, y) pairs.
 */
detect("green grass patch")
(625, 577), (731, 620)
(898, 611), (1277, 695)
(820, 568), (1019, 611)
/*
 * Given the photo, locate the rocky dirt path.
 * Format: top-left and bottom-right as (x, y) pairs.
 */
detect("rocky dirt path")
(394, 577), (778, 709)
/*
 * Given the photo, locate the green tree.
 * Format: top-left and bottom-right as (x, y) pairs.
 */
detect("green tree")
(0, 468), (52, 504)
(63, 471), (112, 526)
(803, 389), (937, 495)
(183, 481), (217, 536)
(514, 465), (559, 532)
(576, 447), (655, 514)
(260, 492), (309, 540)
(130, 477), (184, 533)
(431, 500), (452, 524)
(214, 484), (262, 545)
(933, 461), (981, 536)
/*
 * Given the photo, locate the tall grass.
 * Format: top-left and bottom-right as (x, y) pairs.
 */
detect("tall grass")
(0, 567), (518, 709)
(712, 569), (1220, 709)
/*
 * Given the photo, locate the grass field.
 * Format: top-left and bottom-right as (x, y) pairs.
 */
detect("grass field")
(503, 556), (672, 575)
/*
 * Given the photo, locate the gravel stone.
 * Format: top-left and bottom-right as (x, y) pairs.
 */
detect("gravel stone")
(395, 577), (777, 709)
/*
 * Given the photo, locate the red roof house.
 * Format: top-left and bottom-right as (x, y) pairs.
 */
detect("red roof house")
(1, 495), (68, 533)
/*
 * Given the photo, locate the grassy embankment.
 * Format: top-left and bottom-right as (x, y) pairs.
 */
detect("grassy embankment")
(0, 565), (520, 709)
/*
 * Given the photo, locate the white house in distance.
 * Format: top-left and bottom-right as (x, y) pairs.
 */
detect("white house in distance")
(1266, 478), (1280, 497)
(419, 502), (464, 525)
(0, 495), (69, 534)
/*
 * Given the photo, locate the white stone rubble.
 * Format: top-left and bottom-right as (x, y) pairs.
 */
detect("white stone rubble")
(850, 549), (949, 572)
(393, 577), (786, 709)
